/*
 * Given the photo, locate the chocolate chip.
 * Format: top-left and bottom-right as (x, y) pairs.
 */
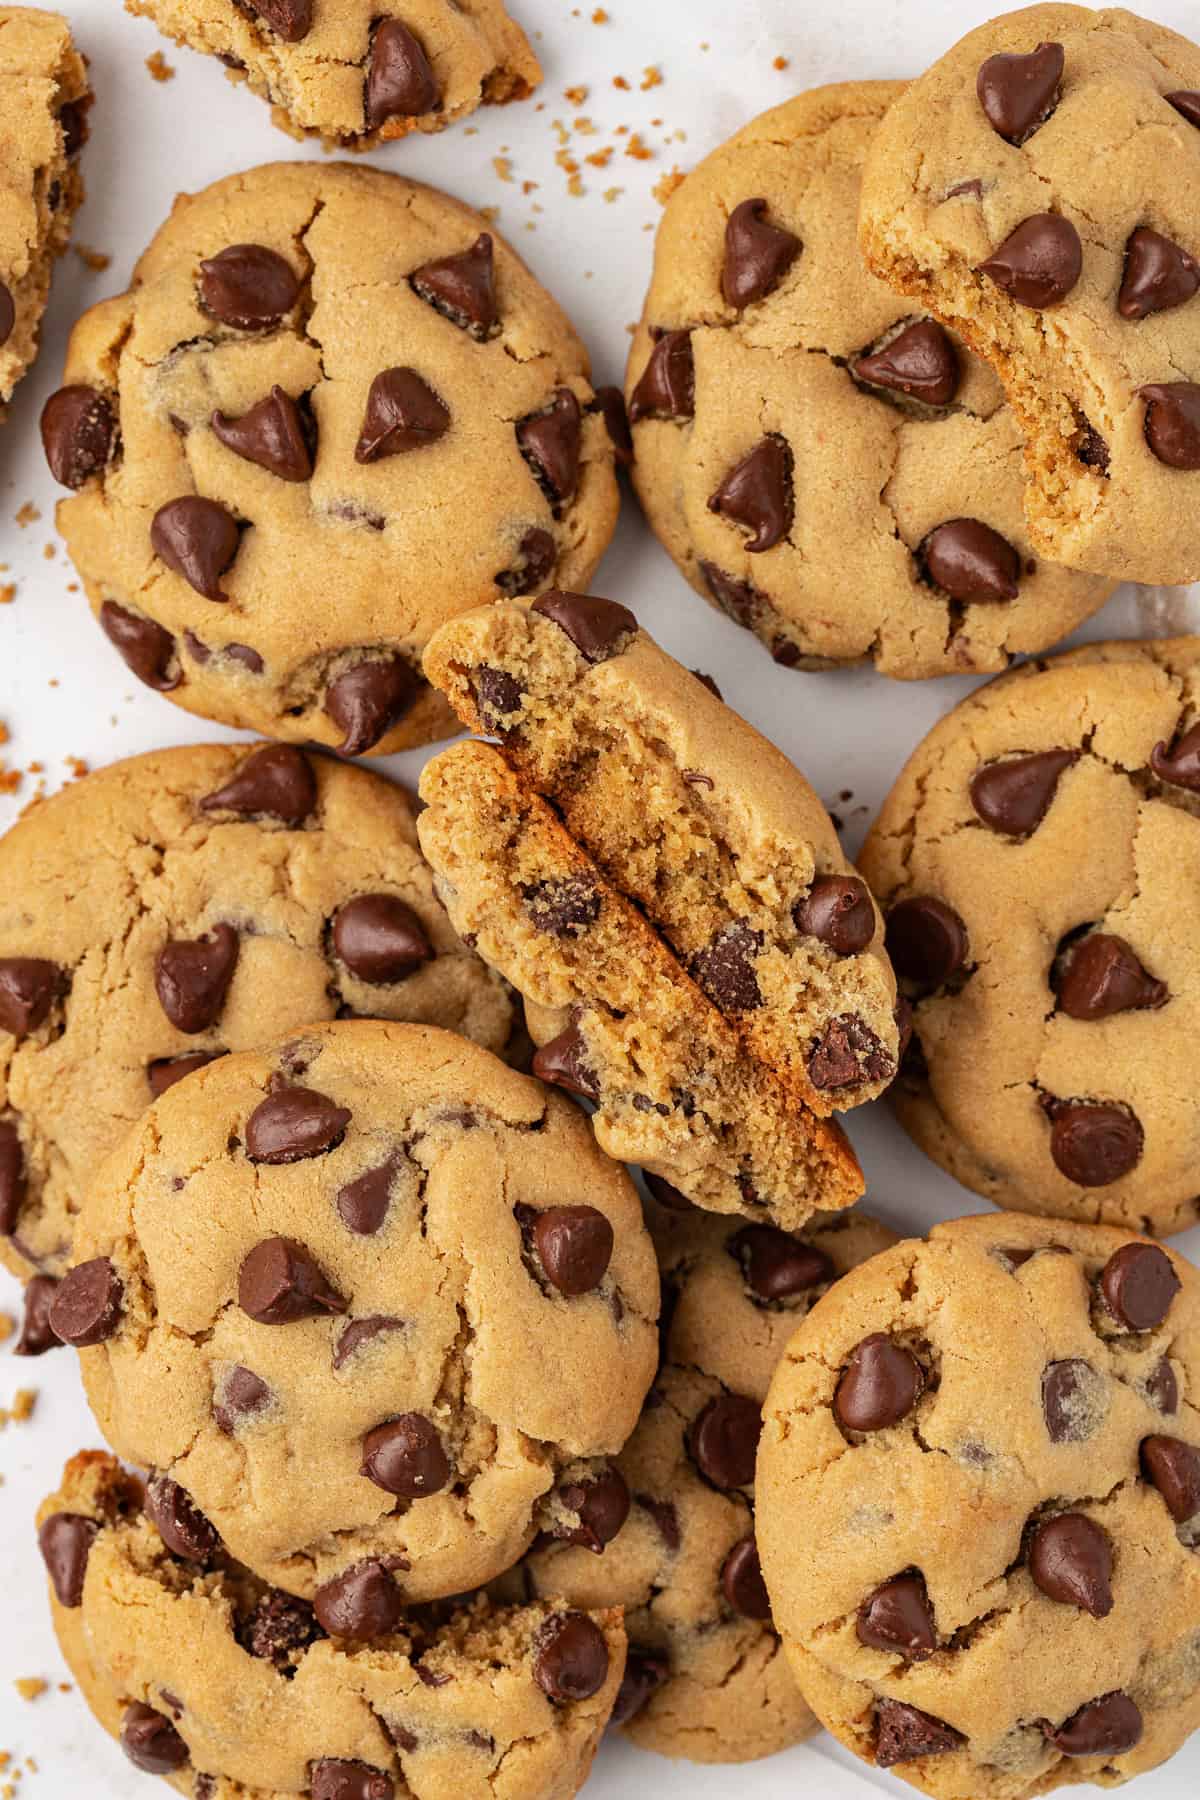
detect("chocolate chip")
(0, 282), (13, 345)
(40, 385), (115, 488)
(246, 1086), (351, 1164)
(533, 1612), (609, 1701)
(333, 1315), (404, 1370)
(332, 895), (432, 984)
(1151, 720), (1200, 789)
(699, 560), (765, 631)
(325, 656), (421, 755)
(728, 1224), (833, 1302)
(145, 1475), (220, 1562)
(635, 1493), (680, 1550)
(722, 199), (800, 309)
(15, 1276), (60, 1355)
(1028, 1513), (1113, 1616)
(361, 1414), (450, 1498)
(1141, 1435), (1200, 1522)
(530, 1205), (614, 1296)
(1118, 227), (1199, 320)
(121, 1704), (189, 1777)
(1167, 91), (1200, 130)
(200, 744), (317, 824)
(199, 244), (299, 329)
(310, 1760), (394, 1800)
(100, 601), (179, 690)
(517, 389), (582, 507)
(857, 1572), (937, 1659)
(410, 233), (497, 336)
(1056, 934), (1167, 1021)
(612, 1651), (669, 1724)
(721, 1535), (770, 1619)
(147, 1052), (223, 1098)
(875, 1700), (964, 1767)
(689, 1393), (761, 1489)
(212, 386), (313, 481)
(921, 518), (1021, 602)
(532, 589), (637, 661)
(553, 1467), (630, 1552)
(496, 528), (556, 598)
(969, 749), (1077, 836)
(808, 1014), (894, 1091)
(692, 920), (762, 1012)
(0, 1119), (25, 1235)
(155, 923), (239, 1034)
(213, 1364), (271, 1434)
(523, 876), (601, 936)
(336, 1154), (404, 1235)
(355, 368), (449, 463)
(1146, 1358), (1179, 1414)
(596, 386), (633, 466)
(979, 213), (1082, 307)
(793, 874), (875, 954)
(834, 1335), (924, 1433)
(238, 1237), (347, 1323)
(0, 959), (60, 1041)
(151, 497), (240, 600)
(246, 0), (312, 40)
(531, 1023), (599, 1099)
(1076, 417), (1110, 472)
(1042, 1359), (1103, 1443)
(708, 435), (793, 553)
(628, 330), (694, 423)
(1140, 382), (1200, 469)
(241, 1588), (321, 1666)
(977, 40), (1064, 142)
(854, 320), (961, 407)
(49, 1257), (123, 1345)
(1046, 1100), (1143, 1187)
(365, 18), (439, 128)
(885, 897), (968, 988)
(37, 1513), (98, 1607)
(1044, 1692), (1143, 1758)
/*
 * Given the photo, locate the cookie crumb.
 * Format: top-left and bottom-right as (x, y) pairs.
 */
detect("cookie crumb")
(585, 146), (613, 168)
(612, 74), (629, 90)
(773, 55), (790, 71)
(0, 1389), (36, 1427)
(14, 504), (39, 528)
(73, 244), (111, 272)
(0, 1315), (11, 1342)
(564, 84), (587, 105)
(653, 167), (685, 205)
(0, 585), (13, 604)
(591, 6), (609, 20)
(145, 49), (175, 81)
(493, 155), (514, 183)
(624, 131), (653, 161)
(641, 65), (662, 90)
(13, 1680), (45, 1704)
(42, 543), (55, 560)
(65, 756), (89, 780)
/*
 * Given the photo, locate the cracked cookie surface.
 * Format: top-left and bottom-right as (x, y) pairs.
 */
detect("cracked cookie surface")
(860, 7), (1200, 586)
(624, 82), (1113, 680)
(44, 161), (618, 754)
(0, 742), (514, 1287)
(758, 1212), (1200, 1799)
(125, 0), (540, 151)
(40, 1449), (624, 1799)
(859, 636), (1200, 1235)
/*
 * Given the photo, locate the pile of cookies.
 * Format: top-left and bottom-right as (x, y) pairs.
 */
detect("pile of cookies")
(3, 2), (1200, 1798)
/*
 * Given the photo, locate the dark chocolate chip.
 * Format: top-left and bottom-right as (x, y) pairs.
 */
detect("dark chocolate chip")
(532, 589), (637, 661)
(612, 1651), (669, 1724)
(876, 1700), (964, 1766)
(977, 41), (1064, 142)
(854, 320), (961, 407)
(596, 385), (633, 466)
(553, 1467), (630, 1552)
(708, 435), (793, 552)
(885, 897), (969, 988)
(628, 330), (694, 423)
(1166, 91), (1200, 130)
(37, 1512), (98, 1607)
(691, 920), (763, 1012)
(332, 895), (432, 983)
(246, 1086), (351, 1164)
(0, 282), (11, 346)
(314, 1561), (403, 1638)
(238, 1237), (347, 1323)
(1100, 1243), (1180, 1332)
(533, 1612), (610, 1701)
(808, 1014), (895, 1091)
(473, 664), (526, 729)
(337, 1154), (404, 1235)
(1042, 1359), (1102, 1444)
(40, 385), (115, 488)
(1076, 417), (1110, 472)
(49, 1257), (123, 1346)
(496, 528), (557, 597)
(411, 233), (497, 337)
(310, 1760), (394, 1800)
(333, 1315), (404, 1369)
(200, 744), (317, 824)
(212, 386), (313, 481)
(921, 518), (1021, 602)
(0, 959), (60, 1041)
(969, 749), (1077, 836)
(1028, 1513), (1113, 1616)
(1140, 382), (1200, 469)
(834, 1335), (924, 1433)
(151, 497), (240, 600)
(523, 876), (601, 936)
(1056, 935), (1166, 1021)
(793, 874), (875, 955)
(355, 368), (449, 463)
(15, 1275), (61, 1355)
(689, 1393), (761, 1489)
(722, 198), (800, 309)
(100, 601), (179, 690)
(858, 1572), (937, 1659)
(241, 1588), (322, 1666)
(360, 1414), (450, 1498)
(1044, 1692), (1143, 1758)
(198, 243), (300, 329)
(721, 1535), (770, 1619)
(1141, 1435), (1200, 1522)
(1151, 720), (1200, 789)
(728, 1224), (833, 1302)
(1118, 227), (1199, 320)
(517, 389), (582, 506)
(147, 1052), (223, 1098)
(155, 923), (239, 1034)
(213, 1364), (272, 1434)
(979, 213), (1082, 307)
(699, 560), (765, 631)
(531, 1205), (614, 1296)
(365, 18), (439, 128)
(1146, 1358), (1178, 1414)
(531, 1023), (599, 1099)
(145, 1475), (220, 1562)
(1046, 1100), (1143, 1187)
(0, 1119), (25, 1235)
(325, 656), (421, 755)
(246, 0), (313, 41)
(121, 1703), (189, 1774)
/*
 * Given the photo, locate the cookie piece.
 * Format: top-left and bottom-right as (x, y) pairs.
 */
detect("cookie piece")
(64, 1020), (658, 1607)
(860, 636), (1200, 1235)
(758, 1213), (1200, 1799)
(0, 743), (514, 1285)
(423, 595), (899, 1116)
(860, 7), (1200, 586)
(624, 82), (1113, 679)
(417, 739), (864, 1230)
(0, 7), (90, 414)
(40, 1449), (623, 1799)
(125, 0), (540, 151)
(501, 1200), (896, 1762)
(43, 163), (618, 755)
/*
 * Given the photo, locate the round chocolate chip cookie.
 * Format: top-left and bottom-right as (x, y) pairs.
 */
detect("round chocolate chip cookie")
(58, 1020), (658, 1613)
(0, 742), (513, 1295)
(860, 636), (1200, 1235)
(860, 5), (1200, 586)
(126, 0), (540, 150)
(758, 1212), (1200, 1799)
(501, 1192), (895, 1762)
(43, 162), (620, 754)
(624, 82), (1113, 679)
(40, 1450), (624, 1800)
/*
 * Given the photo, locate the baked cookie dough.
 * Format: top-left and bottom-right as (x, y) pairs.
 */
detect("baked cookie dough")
(423, 594), (899, 1116)
(860, 6), (1200, 586)
(0, 7), (90, 414)
(758, 1213), (1200, 1799)
(501, 1197), (895, 1763)
(859, 636), (1200, 1236)
(43, 162), (619, 755)
(58, 1020), (659, 1610)
(624, 82), (1113, 680)
(416, 737), (865, 1231)
(126, 0), (539, 151)
(0, 742), (513, 1289)
(40, 1449), (624, 1800)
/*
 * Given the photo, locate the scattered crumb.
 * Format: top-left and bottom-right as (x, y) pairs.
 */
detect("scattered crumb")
(0, 1389), (36, 1427)
(145, 49), (175, 81)
(65, 756), (89, 780)
(624, 132), (653, 161)
(641, 65), (662, 90)
(0, 770), (20, 798)
(603, 186), (623, 203)
(73, 243), (111, 273)
(66, 583), (78, 593)
(15, 504), (39, 528)
(563, 84), (587, 106)
(0, 584), (15, 605)
(58, 1684), (72, 1693)
(13, 1680), (46, 1704)
(0, 1315), (12, 1343)
(612, 74), (630, 90)
(591, 6), (609, 20)
(653, 167), (685, 205)
(521, 178), (538, 194)
(585, 146), (613, 168)
(492, 155), (513, 183)
(773, 55), (790, 71)
(42, 543), (55, 560)
(479, 205), (500, 224)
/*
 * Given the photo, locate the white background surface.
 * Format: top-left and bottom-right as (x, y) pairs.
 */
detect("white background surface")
(1, 1), (1199, 1795)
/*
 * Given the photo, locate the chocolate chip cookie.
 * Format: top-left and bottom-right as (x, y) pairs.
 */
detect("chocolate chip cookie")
(758, 1213), (1200, 1799)
(0, 743), (513, 1296)
(416, 738), (865, 1232)
(624, 82), (1113, 679)
(499, 1196), (895, 1763)
(860, 636), (1200, 1236)
(423, 593), (899, 1117)
(126, 0), (540, 150)
(58, 1020), (658, 1610)
(0, 6), (90, 415)
(44, 163), (619, 755)
(40, 1449), (624, 1799)
(860, 6), (1200, 586)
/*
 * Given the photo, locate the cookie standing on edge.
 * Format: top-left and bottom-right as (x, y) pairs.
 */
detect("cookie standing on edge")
(423, 594), (900, 1116)
(42, 162), (620, 755)
(40, 1450), (625, 1799)
(0, 6), (90, 414)
(859, 636), (1200, 1236)
(124, 0), (540, 150)
(758, 1214), (1200, 1799)
(624, 82), (1113, 679)
(860, 5), (1200, 586)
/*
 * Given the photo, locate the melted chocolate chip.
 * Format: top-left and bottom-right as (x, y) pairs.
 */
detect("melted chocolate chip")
(496, 527), (556, 597)
(151, 497), (240, 600)
(596, 386), (633, 466)
(0, 282), (11, 346)
(148, 1052), (223, 1098)
(360, 1414), (450, 1498)
(523, 875), (601, 936)
(612, 1651), (669, 1724)
(979, 214), (1083, 308)
(1056, 934), (1166, 1020)
(38, 1512), (98, 1607)
(198, 244), (300, 329)
(15, 1275), (61, 1355)
(722, 199), (800, 309)
(213, 1364), (272, 1434)
(238, 1237), (347, 1323)
(722, 1535), (770, 1619)
(517, 389), (582, 506)
(1140, 382), (1200, 469)
(531, 1023), (599, 1099)
(121, 1703), (188, 1774)
(40, 385), (116, 488)
(241, 1588), (322, 1667)
(728, 1224), (833, 1302)
(858, 1572), (937, 1659)
(212, 386), (313, 481)
(689, 1393), (761, 1489)
(532, 589), (637, 661)
(808, 1014), (894, 1092)
(1151, 720), (1200, 790)
(533, 1612), (610, 1701)
(1141, 1435), (1200, 1522)
(552, 1467), (630, 1552)
(336, 1153), (404, 1235)
(1166, 91), (1200, 130)
(1045, 1100), (1144, 1187)
(1146, 1358), (1178, 1414)
(977, 41), (1064, 142)
(794, 874), (875, 954)
(333, 1315), (404, 1369)
(1044, 1692), (1143, 1758)
(628, 330), (694, 423)
(49, 1257), (123, 1345)
(921, 518), (1021, 602)
(875, 1700), (964, 1766)
(1028, 1513), (1113, 1616)
(969, 749), (1077, 836)
(885, 897), (969, 988)
(365, 18), (439, 129)
(100, 601), (179, 690)
(155, 924), (239, 1033)
(1042, 1359), (1103, 1444)
(245, 0), (312, 40)
(835, 1335), (924, 1433)
(246, 1086), (351, 1164)
(145, 1475), (220, 1562)
(310, 1760), (393, 1800)
(200, 744), (317, 824)
(325, 656), (421, 755)
(355, 368), (449, 462)
(692, 920), (763, 1012)
(0, 959), (60, 1041)
(708, 435), (793, 552)
(1119, 227), (1199, 320)
(0, 1119), (25, 1236)
(530, 1205), (614, 1296)
(410, 234), (497, 337)
(332, 895), (432, 983)
(854, 320), (961, 407)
